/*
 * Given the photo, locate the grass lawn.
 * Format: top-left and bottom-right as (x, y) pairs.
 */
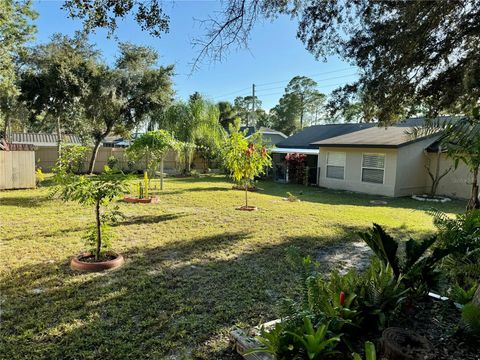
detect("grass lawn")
(0, 175), (465, 359)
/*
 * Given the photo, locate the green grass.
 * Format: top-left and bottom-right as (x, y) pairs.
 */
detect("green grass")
(0, 175), (465, 359)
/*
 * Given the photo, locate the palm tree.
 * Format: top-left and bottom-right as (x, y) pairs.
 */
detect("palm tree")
(160, 97), (225, 173)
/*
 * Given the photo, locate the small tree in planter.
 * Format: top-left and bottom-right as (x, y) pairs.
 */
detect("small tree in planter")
(222, 129), (271, 210)
(127, 130), (177, 194)
(56, 169), (128, 271)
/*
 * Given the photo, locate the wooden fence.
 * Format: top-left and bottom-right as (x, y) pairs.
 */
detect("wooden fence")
(0, 150), (36, 190)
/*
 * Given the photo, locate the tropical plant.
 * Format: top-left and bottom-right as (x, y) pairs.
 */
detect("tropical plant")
(55, 169), (127, 260)
(358, 224), (449, 294)
(431, 210), (480, 287)
(449, 283), (478, 305)
(461, 303), (480, 335)
(160, 97), (224, 174)
(222, 128), (271, 208)
(35, 168), (45, 186)
(127, 129), (176, 190)
(248, 318), (341, 360)
(352, 341), (377, 360)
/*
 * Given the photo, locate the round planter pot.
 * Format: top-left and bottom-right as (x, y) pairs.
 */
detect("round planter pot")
(71, 252), (124, 272)
(123, 196), (159, 204)
(235, 205), (258, 211)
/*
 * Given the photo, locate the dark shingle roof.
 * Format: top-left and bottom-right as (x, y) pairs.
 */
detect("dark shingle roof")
(276, 123), (375, 149)
(11, 133), (81, 146)
(313, 116), (459, 148)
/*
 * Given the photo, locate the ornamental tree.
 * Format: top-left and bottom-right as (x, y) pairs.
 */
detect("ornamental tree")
(56, 169), (127, 261)
(127, 129), (177, 190)
(222, 128), (271, 208)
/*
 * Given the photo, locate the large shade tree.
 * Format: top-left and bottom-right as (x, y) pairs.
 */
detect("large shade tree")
(0, 0), (37, 141)
(20, 32), (99, 155)
(83, 43), (174, 173)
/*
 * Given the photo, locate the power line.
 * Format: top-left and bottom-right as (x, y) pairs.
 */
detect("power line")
(211, 66), (355, 99)
(255, 67), (354, 88)
(254, 73), (357, 94)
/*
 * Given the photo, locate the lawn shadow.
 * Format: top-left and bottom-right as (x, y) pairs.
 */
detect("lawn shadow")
(0, 225), (362, 359)
(255, 180), (466, 213)
(116, 213), (187, 226)
(0, 194), (51, 208)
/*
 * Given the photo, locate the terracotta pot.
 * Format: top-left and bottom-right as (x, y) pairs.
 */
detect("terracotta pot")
(235, 205), (258, 211)
(123, 196), (159, 204)
(71, 252), (124, 272)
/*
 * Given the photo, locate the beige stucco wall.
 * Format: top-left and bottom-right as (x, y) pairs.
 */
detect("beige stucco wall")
(393, 137), (438, 196)
(317, 147), (398, 197)
(426, 153), (472, 199)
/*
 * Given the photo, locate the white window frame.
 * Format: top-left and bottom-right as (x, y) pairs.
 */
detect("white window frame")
(326, 151), (346, 180)
(361, 152), (386, 184)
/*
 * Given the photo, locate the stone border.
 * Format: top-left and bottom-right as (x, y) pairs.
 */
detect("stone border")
(411, 194), (451, 203)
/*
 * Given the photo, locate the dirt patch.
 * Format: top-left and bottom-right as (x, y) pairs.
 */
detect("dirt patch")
(316, 241), (373, 273)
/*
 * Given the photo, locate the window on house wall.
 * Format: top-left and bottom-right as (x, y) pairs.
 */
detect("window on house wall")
(362, 153), (385, 184)
(326, 151), (346, 179)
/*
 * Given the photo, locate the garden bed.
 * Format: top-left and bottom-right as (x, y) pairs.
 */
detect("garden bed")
(412, 194), (451, 203)
(231, 297), (479, 360)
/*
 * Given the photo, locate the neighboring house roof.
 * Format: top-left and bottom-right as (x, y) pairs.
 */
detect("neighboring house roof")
(240, 126), (256, 137)
(313, 126), (438, 148)
(239, 126), (287, 139)
(10, 133), (81, 147)
(276, 123), (375, 150)
(271, 147), (320, 155)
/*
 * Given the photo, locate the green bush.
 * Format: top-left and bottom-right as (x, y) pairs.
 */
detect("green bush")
(358, 224), (448, 294)
(461, 303), (480, 335)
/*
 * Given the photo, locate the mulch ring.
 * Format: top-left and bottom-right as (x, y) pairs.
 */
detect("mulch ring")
(394, 298), (480, 360)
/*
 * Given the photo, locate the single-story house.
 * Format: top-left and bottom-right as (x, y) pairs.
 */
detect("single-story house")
(312, 118), (471, 198)
(271, 123), (374, 184)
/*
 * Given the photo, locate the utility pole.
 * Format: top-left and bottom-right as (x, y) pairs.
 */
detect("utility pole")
(249, 83), (255, 127)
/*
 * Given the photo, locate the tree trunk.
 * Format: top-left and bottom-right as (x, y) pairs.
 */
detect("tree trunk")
(467, 166), (480, 210)
(3, 112), (11, 143)
(160, 155), (164, 190)
(245, 183), (248, 208)
(56, 116), (62, 156)
(88, 139), (102, 174)
(95, 200), (102, 261)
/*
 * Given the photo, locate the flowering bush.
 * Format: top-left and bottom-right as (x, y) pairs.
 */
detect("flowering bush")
(285, 152), (307, 184)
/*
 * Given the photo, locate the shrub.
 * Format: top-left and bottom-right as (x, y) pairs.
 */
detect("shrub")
(35, 168), (45, 186)
(107, 155), (119, 170)
(462, 303), (480, 335)
(52, 144), (88, 177)
(285, 152), (307, 184)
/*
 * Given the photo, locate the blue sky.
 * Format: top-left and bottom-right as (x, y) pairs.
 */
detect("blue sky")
(32, 0), (358, 110)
